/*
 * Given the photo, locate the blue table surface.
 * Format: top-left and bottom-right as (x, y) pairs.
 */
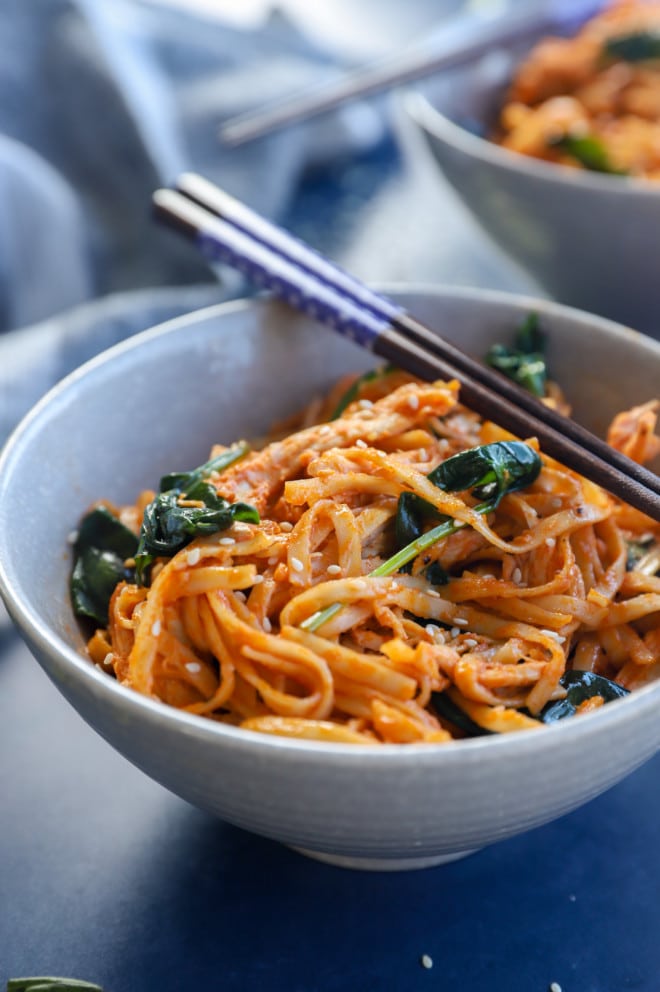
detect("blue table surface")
(1, 136), (659, 992)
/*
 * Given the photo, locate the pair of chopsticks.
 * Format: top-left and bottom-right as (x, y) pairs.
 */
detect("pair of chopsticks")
(218, 0), (603, 146)
(153, 174), (660, 521)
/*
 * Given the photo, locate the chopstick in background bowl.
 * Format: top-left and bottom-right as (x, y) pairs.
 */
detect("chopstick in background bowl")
(217, 0), (604, 146)
(152, 177), (660, 520)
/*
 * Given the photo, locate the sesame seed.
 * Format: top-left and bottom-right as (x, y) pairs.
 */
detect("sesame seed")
(187, 547), (201, 565)
(512, 567), (522, 584)
(232, 522), (252, 533)
(549, 983), (562, 992)
(234, 591), (246, 602)
(327, 564), (342, 575)
(450, 627), (460, 638)
(418, 448), (427, 460)
(427, 589), (440, 598)
(463, 638), (478, 649)
(185, 662), (201, 674)
(219, 536), (235, 546)
(358, 399), (373, 409)
(545, 537), (556, 548)
(482, 573), (495, 580)
(151, 620), (161, 637)
(318, 424), (332, 435)
(290, 556), (304, 572)
(390, 580), (399, 590)
(67, 529), (79, 545)
(353, 579), (367, 589)
(408, 394), (419, 411)
(252, 574), (264, 584)
(268, 556), (278, 565)
(263, 617), (272, 633)
(453, 617), (469, 626)
(420, 954), (433, 970)
(356, 439), (367, 449)
(280, 521), (293, 532)
(103, 652), (113, 667)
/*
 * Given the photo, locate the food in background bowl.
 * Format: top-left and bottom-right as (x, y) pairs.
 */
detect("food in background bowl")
(72, 327), (660, 746)
(399, 8), (660, 333)
(1, 290), (659, 869)
(495, 1), (660, 179)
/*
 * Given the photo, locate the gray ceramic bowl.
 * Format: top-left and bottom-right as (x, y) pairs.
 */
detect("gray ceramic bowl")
(1, 288), (659, 871)
(400, 44), (660, 336)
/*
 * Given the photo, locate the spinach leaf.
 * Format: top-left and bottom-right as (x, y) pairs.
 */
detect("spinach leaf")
(70, 507), (138, 625)
(540, 670), (629, 724)
(605, 31), (660, 62)
(485, 312), (547, 398)
(395, 441), (542, 548)
(549, 133), (625, 175)
(135, 442), (258, 584)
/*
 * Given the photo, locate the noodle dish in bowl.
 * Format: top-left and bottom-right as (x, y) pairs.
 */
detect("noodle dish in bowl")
(0, 287), (658, 869)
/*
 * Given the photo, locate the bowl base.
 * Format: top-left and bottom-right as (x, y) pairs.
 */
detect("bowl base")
(290, 846), (479, 871)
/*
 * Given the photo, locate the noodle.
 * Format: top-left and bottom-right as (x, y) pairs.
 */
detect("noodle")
(80, 372), (660, 744)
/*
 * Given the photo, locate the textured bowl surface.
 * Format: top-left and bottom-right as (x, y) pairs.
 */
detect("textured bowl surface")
(401, 48), (660, 337)
(1, 288), (659, 870)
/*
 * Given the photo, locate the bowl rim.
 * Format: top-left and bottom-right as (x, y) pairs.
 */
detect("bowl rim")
(403, 88), (660, 197)
(1, 286), (659, 765)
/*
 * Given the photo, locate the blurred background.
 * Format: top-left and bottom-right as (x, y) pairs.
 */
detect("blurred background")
(0, 0), (537, 444)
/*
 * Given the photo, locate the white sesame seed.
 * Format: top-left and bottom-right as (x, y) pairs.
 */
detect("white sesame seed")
(482, 573), (495, 580)
(103, 652), (113, 667)
(512, 567), (522, 584)
(353, 579), (368, 589)
(268, 556), (278, 565)
(234, 591), (246, 602)
(549, 983), (562, 992)
(453, 617), (469, 626)
(545, 537), (556, 548)
(185, 662), (201, 674)
(427, 589), (440, 598)
(67, 529), (79, 545)
(252, 574), (264, 584)
(318, 424), (332, 435)
(420, 954), (433, 970)
(463, 638), (478, 649)
(151, 620), (161, 637)
(262, 617), (272, 633)
(418, 448), (428, 461)
(408, 394), (419, 411)
(450, 627), (460, 638)
(219, 536), (235, 546)
(280, 521), (293, 532)
(290, 556), (304, 572)
(390, 580), (399, 590)
(327, 564), (342, 575)
(232, 522), (252, 533)
(187, 547), (201, 565)
(356, 439), (368, 449)
(358, 399), (373, 409)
